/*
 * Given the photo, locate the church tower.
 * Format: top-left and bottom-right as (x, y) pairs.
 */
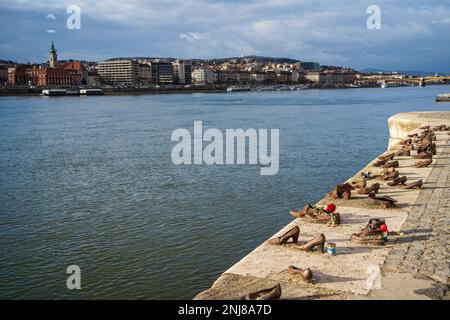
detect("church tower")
(49, 41), (57, 68)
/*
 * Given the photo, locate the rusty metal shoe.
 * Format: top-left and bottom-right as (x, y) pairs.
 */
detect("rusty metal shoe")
(413, 152), (432, 159)
(302, 209), (341, 225)
(377, 153), (395, 162)
(290, 204), (314, 218)
(395, 149), (410, 156)
(351, 218), (385, 245)
(401, 144), (414, 151)
(326, 183), (353, 200)
(349, 180), (366, 189)
(363, 192), (397, 208)
(387, 175), (407, 186)
(287, 266), (313, 282)
(412, 159), (432, 168)
(402, 179), (423, 189)
(381, 170), (399, 181)
(293, 233), (326, 253)
(356, 183), (380, 195)
(243, 283), (282, 300)
(381, 160), (399, 169)
(267, 225), (300, 245)
(399, 138), (412, 145)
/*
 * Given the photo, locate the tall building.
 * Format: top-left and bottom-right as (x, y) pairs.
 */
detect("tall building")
(139, 63), (152, 84)
(151, 61), (173, 85)
(97, 60), (140, 85)
(191, 68), (215, 84)
(172, 60), (192, 85)
(49, 41), (58, 68)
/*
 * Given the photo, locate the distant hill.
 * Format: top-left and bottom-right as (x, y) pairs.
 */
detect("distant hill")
(0, 59), (16, 65)
(360, 67), (444, 77)
(105, 56), (301, 64)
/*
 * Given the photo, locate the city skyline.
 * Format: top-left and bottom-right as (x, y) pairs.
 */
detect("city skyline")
(0, 0), (450, 72)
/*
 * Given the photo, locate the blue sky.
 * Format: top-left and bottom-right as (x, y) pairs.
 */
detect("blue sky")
(0, 0), (449, 72)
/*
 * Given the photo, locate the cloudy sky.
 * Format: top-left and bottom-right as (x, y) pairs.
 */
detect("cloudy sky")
(0, 0), (449, 72)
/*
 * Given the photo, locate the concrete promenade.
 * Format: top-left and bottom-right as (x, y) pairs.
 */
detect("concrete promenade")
(195, 111), (450, 300)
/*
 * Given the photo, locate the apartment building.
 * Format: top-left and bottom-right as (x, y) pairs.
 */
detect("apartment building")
(97, 60), (139, 85)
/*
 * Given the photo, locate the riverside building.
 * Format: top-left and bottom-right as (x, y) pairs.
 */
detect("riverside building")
(97, 59), (139, 85)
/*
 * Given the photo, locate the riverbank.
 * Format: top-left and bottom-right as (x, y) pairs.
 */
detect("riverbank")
(2, 83), (447, 97)
(195, 111), (450, 300)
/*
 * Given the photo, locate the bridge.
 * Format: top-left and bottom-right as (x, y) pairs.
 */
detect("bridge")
(382, 76), (450, 87)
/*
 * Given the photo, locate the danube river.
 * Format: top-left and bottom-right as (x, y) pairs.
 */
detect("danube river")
(0, 85), (449, 299)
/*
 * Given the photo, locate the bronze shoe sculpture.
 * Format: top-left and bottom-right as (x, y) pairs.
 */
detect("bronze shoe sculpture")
(326, 183), (353, 200)
(356, 183), (380, 195)
(413, 152), (432, 159)
(402, 179), (423, 189)
(412, 159), (432, 168)
(363, 192), (397, 208)
(287, 266), (313, 282)
(290, 204), (314, 218)
(377, 153), (395, 162)
(267, 225), (300, 245)
(395, 149), (410, 156)
(294, 233), (326, 253)
(349, 180), (366, 189)
(243, 283), (282, 300)
(360, 171), (377, 180)
(382, 160), (399, 169)
(350, 219), (385, 245)
(387, 175), (407, 186)
(401, 144), (414, 151)
(399, 138), (412, 145)
(301, 209), (341, 225)
(419, 125), (430, 129)
(381, 170), (399, 181)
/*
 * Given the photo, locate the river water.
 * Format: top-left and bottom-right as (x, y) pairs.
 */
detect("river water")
(0, 85), (449, 299)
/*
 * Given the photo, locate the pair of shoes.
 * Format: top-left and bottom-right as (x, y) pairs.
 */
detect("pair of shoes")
(387, 175), (407, 186)
(356, 183), (380, 194)
(381, 170), (399, 180)
(363, 192), (397, 208)
(288, 266), (313, 282)
(382, 160), (399, 169)
(402, 179), (423, 189)
(266, 226), (326, 253)
(267, 225), (299, 245)
(350, 218), (385, 245)
(326, 183), (353, 200)
(395, 149), (410, 156)
(413, 152), (432, 159)
(291, 205), (341, 225)
(377, 153), (394, 162)
(412, 159), (432, 168)
(243, 283), (281, 300)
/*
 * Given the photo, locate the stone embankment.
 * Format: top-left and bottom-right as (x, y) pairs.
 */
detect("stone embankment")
(195, 111), (450, 300)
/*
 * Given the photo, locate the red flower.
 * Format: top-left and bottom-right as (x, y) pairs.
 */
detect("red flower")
(326, 203), (336, 213)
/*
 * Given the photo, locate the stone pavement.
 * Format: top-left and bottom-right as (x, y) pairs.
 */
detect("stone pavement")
(382, 141), (450, 285)
(196, 112), (450, 300)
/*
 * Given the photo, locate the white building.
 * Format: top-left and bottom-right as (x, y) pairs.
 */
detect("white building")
(191, 68), (216, 84)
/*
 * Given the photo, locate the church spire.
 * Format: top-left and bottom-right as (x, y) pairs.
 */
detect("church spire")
(49, 41), (57, 68)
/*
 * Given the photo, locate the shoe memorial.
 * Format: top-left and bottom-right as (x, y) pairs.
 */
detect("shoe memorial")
(267, 225), (299, 245)
(292, 203), (340, 225)
(350, 218), (385, 245)
(356, 182), (380, 195)
(293, 233), (326, 253)
(363, 192), (397, 208)
(402, 179), (423, 189)
(412, 159), (432, 168)
(387, 175), (407, 186)
(287, 266), (313, 282)
(326, 183), (353, 200)
(242, 283), (282, 300)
